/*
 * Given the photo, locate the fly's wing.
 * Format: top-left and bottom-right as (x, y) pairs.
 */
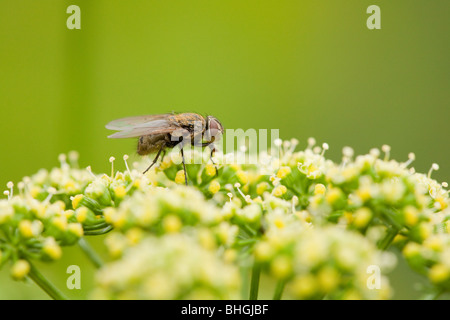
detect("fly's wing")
(105, 114), (180, 139)
(105, 114), (171, 130)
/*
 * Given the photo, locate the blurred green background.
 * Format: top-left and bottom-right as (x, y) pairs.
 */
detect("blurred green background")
(0, 0), (449, 299)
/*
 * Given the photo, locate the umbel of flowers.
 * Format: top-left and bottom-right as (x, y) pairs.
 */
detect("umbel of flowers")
(0, 138), (448, 300)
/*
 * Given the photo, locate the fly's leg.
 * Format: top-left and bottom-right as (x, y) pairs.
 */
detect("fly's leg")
(143, 144), (164, 174)
(202, 142), (219, 177)
(180, 148), (188, 186)
(159, 150), (167, 165)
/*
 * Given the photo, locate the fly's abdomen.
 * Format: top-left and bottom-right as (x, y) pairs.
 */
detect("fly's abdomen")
(137, 134), (168, 155)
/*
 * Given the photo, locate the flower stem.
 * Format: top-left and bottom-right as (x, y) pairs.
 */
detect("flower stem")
(378, 226), (399, 251)
(28, 261), (69, 300)
(421, 288), (445, 300)
(272, 279), (285, 300)
(236, 238), (257, 247)
(249, 260), (261, 300)
(78, 237), (103, 268)
(83, 225), (113, 236)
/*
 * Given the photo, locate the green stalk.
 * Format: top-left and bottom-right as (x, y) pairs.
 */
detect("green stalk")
(240, 265), (250, 300)
(421, 288), (445, 300)
(78, 237), (103, 268)
(28, 261), (69, 300)
(249, 260), (261, 300)
(83, 225), (113, 236)
(272, 279), (285, 300)
(378, 226), (399, 250)
(236, 238), (257, 247)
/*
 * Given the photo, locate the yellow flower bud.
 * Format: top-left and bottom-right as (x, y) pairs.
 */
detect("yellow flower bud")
(163, 215), (182, 233)
(125, 228), (144, 245)
(424, 235), (443, 251)
(392, 234), (407, 244)
(419, 223), (432, 241)
(133, 178), (141, 189)
(32, 203), (46, 219)
(105, 233), (127, 258)
(68, 223), (84, 237)
(342, 289), (362, 300)
(317, 266), (340, 292)
(256, 182), (269, 195)
(64, 209), (75, 219)
(343, 211), (353, 224)
(270, 255), (292, 279)
(0, 203), (14, 224)
(175, 170), (186, 184)
(445, 221), (450, 234)
(429, 264), (450, 284)
(404, 206), (419, 227)
(112, 211), (127, 229)
(72, 194), (83, 210)
(353, 207), (372, 228)
(276, 166), (291, 179)
(11, 259), (30, 280)
(274, 217), (285, 229)
(52, 216), (68, 231)
(43, 238), (62, 260)
(30, 186), (41, 198)
(75, 207), (88, 223)
(208, 180), (220, 194)
(356, 187), (371, 202)
(272, 185), (287, 197)
(205, 164), (217, 177)
(54, 201), (66, 211)
(103, 207), (115, 224)
(403, 242), (421, 258)
(435, 197), (448, 210)
(236, 170), (249, 185)
(158, 156), (172, 170)
(289, 275), (317, 298)
(197, 229), (216, 250)
(114, 185), (127, 199)
(18, 220), (34, 238)
(325, 188), (342, 205)
(254, 242), (274, 262)
(314, 183), (326, 195)
(223, 249), (237, 263)
(63, 180), (75, 191)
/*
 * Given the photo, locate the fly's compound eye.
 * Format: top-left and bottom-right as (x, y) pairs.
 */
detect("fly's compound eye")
(207, 117), (224, 140)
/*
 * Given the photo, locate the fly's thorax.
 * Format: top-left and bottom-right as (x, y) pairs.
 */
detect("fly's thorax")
(168, 113), (206, 129)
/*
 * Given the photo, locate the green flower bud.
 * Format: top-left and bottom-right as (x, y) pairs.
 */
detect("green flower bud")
(71, 194), (102, 213)
(85, 180), (113, 207)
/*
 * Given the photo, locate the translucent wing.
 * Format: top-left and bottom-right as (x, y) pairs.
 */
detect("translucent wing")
(105, 114), (179, 139)
(105, 114), (172, 130)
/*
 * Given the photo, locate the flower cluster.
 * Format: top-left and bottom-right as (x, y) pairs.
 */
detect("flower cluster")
(255, 220), (394, 299)
(0, 153), (147, 279)
(401, 221), (450, 291)
(101, 186), (240, 258)
(19, 152), (95, 204)
(0, 153), (92, 280)
(0, 137), (449, 300)
(138, 139), (449, 296)
(91, 233), (240, 299)
(103, 186), (223, 233)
